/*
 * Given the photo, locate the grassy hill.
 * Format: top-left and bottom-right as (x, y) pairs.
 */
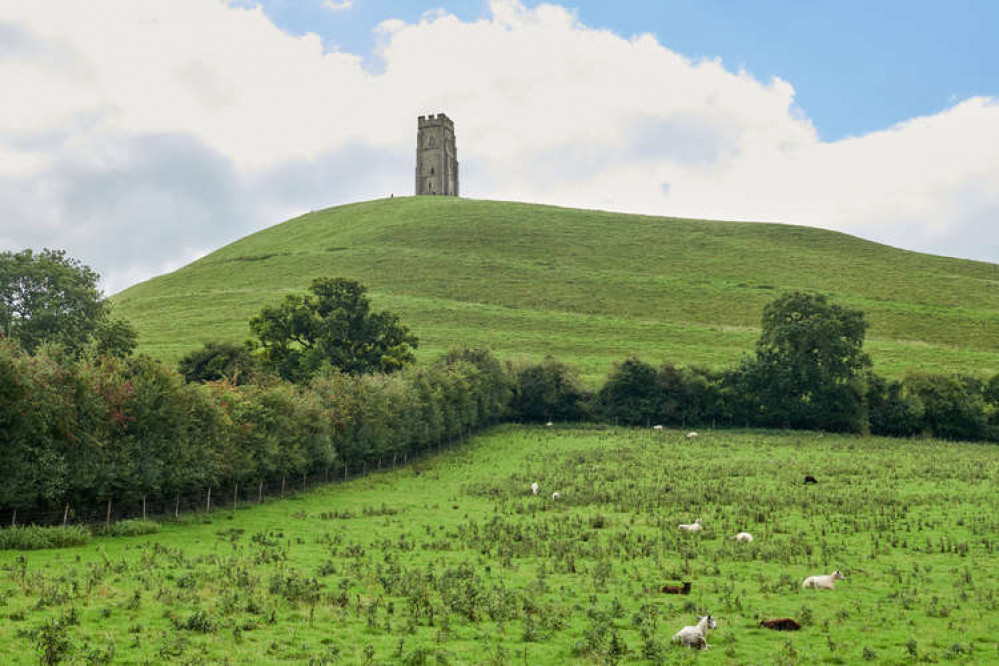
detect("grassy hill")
(115, 197), (999, 383)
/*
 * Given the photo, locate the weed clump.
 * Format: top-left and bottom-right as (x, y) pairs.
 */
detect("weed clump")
(0, 525), (91, 551)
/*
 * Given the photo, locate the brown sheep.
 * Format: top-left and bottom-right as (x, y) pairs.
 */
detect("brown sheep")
(661, 581), (691, 594)
(804, 475), (818, 484)
(759, 618), (802, 631)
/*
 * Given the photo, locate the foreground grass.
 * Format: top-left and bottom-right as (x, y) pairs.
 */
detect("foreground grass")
(114, 197), (999, 383)
(1, 426), (998, 664)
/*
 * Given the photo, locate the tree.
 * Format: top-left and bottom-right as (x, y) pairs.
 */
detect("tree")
(510, 357), (589, 423)
(178, 340), (258, 384)
(746, 292), (870, 431)
(597, 357), (659, 426)
(0, 248), (136, 357)
(249, 277), (418, 382)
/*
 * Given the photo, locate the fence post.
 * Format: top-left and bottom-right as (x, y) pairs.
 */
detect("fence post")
(105, 497), (112, 526)
(206, 486), (212, 513)
(63, 503), (70, 526)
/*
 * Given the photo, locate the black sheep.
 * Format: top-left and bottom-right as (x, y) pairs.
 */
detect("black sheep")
(661, 581), (691, 594)
(759, 618), (802, 631)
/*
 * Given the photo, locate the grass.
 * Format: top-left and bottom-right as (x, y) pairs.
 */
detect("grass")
(113, 197), (999, 384)
(1, 425), (998, 664)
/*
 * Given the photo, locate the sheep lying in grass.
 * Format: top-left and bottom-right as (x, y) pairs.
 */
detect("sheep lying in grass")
(545, 421), (554, 427)
(551, 492), (561, 500)
(686, 431), (699, 439)
(759, 618), (801, 631)
(531, 482), (539, 496)
(733, 532), (754, 542)
(804, 475), (818, 484)
(661, 581), (691, 594)
(653, 424), (663, 431)
(802, 570), (845, 589)
(672, 614), (717, 649)
(678, 518), (702, 532)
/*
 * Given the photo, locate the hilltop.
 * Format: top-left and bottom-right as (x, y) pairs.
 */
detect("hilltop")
(115, 197), (999, 382)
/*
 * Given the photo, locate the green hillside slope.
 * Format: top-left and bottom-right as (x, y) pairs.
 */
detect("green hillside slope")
(115, 197), (999, 382)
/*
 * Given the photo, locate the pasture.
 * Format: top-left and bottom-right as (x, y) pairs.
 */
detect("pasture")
(1, 425), (998, 664)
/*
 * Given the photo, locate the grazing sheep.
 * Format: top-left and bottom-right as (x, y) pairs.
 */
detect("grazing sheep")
(686, 431), (699, 439)
(804, 475), (818, 484)
(672, 614), (717, 649)
(551, 492), (561, 500)
(802, 570), (845, 590)
(678, 518), (703, 532)
(531, 482), (539, 496)
(758, 618), (801, 631)
(734, 532), (754, 542)
(545, 421), (554, 427)
(661, 581), (691, 594)
(653, 424), (664, 431)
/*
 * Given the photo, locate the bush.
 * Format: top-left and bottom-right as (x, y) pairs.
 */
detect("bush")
(904, 373), (988, 440)
(93, 519), (160, 538)
(509, 357), (589, 423)
(0, 525), (91, 551)
(866, 374), (922, 437)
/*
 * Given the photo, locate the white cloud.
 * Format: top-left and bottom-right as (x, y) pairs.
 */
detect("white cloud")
(0, 0), (996, 294)
(322, 0), (353, 11)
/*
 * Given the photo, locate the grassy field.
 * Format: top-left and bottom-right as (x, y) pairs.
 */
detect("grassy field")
(2, 425), (998, 664)
(113, 197), (999, 384)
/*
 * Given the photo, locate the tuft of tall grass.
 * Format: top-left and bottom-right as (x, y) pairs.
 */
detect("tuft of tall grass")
(0, 525), (91, 551)
(93, 519), (161, 538)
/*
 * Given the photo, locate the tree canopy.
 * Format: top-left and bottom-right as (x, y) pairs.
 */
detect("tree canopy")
(743, 291), (870, 431)
(0, 248), (135, 357)
(249, 277), (418, 382)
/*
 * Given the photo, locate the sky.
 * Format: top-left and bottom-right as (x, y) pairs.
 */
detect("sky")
(1, 0), (997, 294)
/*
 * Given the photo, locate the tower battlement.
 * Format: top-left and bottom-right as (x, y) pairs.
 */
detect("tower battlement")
(415, 113), (459, 196)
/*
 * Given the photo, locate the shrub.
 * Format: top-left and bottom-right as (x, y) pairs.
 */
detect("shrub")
(509, 357), (590, 423)
(93, 519), (160, 538)
(0, 525), (91, 551)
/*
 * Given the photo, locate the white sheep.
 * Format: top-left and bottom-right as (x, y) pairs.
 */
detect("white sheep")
(545, 421), (554, 427)
(686, 431), (699, 439)
(551, 492), (561, 500)
(678, 518), (703, 532)
(531, 482), (539, 496)
(733, 532), (754, 542)
(653, 424), (664, 431)
(802, 570), (845, 590)
(671, 614), (717, 649)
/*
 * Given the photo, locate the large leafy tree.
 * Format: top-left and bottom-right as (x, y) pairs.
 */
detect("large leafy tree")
(744, 291), (870, 431)
(0, 248), (135, 357)
(250, 277), (418, 382)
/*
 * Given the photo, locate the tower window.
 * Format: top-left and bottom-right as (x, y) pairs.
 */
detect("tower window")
(431, 168), (435, 175)
(428, 137), (435, 148)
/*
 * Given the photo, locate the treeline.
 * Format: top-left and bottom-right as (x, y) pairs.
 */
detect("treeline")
(508, 355), (999, 440)
(0, 342), (510, 523)
(506, 293), (999, 442)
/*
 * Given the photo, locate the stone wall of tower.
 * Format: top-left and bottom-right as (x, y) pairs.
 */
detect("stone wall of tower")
(415, 113), (459, 196)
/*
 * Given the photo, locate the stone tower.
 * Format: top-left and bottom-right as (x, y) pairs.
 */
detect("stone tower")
(415, 113), (459, 196)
